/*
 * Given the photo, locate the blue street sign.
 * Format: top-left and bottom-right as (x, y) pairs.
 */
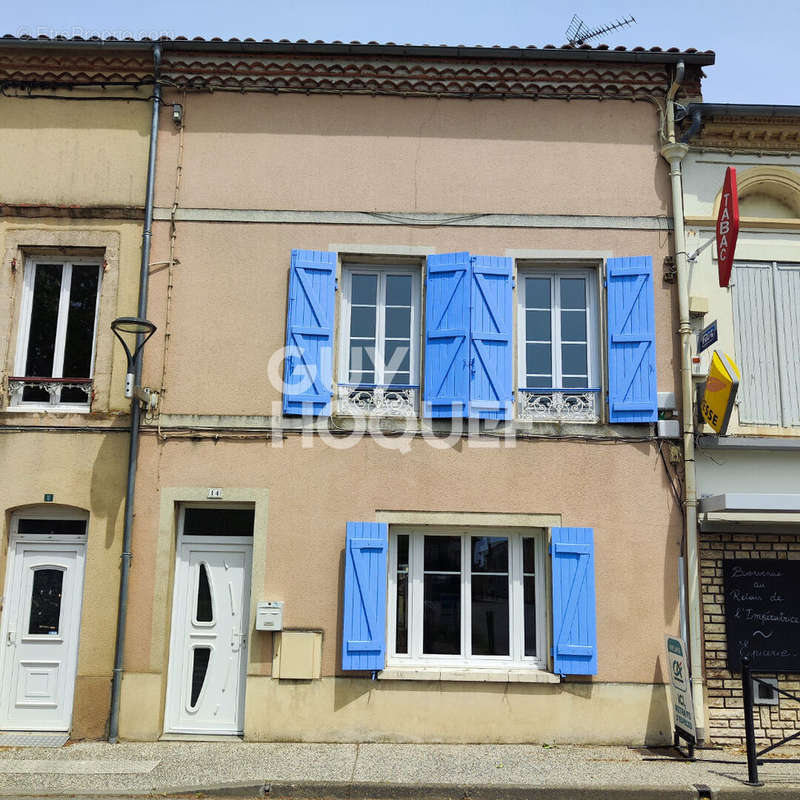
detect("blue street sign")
(697, 320), (718, 354)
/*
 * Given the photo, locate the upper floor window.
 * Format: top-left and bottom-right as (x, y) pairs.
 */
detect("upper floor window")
(517, 267), (600, 422)
(732, 261), (800, 427)
(336, 264), (421, 417)
(10, 259), (102, 411)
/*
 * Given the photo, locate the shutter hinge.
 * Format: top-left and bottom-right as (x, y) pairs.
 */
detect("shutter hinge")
(550, 646), (555, 657)
(548, 543), (552, 555)
(512, 276), (516, 289)
(603, 278), (607, 288)
(470, 256), (477, 265)
(335, 278), (339, 291)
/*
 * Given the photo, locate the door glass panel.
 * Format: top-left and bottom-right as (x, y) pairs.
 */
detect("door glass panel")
(195, 563), (214, 623)
(182, 508), (254, 536)
(28, 568), (64, 635)
(189, 647), (211, 708)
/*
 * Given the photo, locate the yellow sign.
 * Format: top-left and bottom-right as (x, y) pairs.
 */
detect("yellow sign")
(700, 351), (740, 435)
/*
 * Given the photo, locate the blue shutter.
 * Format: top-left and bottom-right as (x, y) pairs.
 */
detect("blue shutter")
(551, 526), (597, 676)
(342, 522), (388, 672)
(423, 253), (471, 418)
(607, 256), (657, 423)
(283, 249), (336, 416)
(469, 256), (513, 419)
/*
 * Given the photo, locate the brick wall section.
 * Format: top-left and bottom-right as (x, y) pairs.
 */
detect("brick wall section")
(699, 531), (800, 747)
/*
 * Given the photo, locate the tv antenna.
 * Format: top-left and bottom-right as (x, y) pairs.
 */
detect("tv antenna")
(565, 14), (636, 46)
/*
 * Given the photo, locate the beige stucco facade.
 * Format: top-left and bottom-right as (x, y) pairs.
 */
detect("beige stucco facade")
(118, 47), (703, 744)
(0, 73), (150, 738)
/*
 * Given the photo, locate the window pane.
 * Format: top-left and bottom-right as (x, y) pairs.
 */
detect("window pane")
(526, 309), (550, 341)
(560, 309), (587, 342)
(524, 575), (537, 657)
(350, 307), (376, 339)
(526, 376), (551, 389)
(526, 343), (551, 377)
(351, 273), (377, 305)
(396, 535), (409, 654)
(560, 277), (586, 310)
(28, 568), (63, 635)
(183, 508), (255, 536)
(384, 341), (410, 373)
(471, 537), (508, 573)
(62, 265), (100, 379)
(526, 277), (551, 309)
(349, 344), (375, 379)
(424, 535), (460, 572)
(190, 647), (211, 708)
(24, 265), (63, 401)
(195, 563), (213, 623)
(423, 574), (460, 654)
(386, 274), (412, 306)
(386, 307), (411, 339)
(561, 343), (588, 376)
(471, 575), (509, 656)
(562, 376), (590, 389)
(522, 537), (535, 575)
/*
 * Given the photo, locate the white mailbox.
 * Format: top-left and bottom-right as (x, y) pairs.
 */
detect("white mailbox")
(255, 601), (284, 631)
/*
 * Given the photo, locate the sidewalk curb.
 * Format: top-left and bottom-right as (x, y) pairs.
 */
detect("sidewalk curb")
(3, 781), (800, 800)
(266, 782), (699, 800)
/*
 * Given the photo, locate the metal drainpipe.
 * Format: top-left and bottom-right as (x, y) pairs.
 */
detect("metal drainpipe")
(660, 60), (707, 743)
(108, 43), (162, 743)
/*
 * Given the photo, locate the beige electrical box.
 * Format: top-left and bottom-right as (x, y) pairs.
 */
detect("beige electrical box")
(689, 296), (709, 317)
(272, 630), (322, 680)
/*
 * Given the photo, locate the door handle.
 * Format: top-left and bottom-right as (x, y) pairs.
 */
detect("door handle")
(231, 631), (248, 652)
(7, 630), (15, 646)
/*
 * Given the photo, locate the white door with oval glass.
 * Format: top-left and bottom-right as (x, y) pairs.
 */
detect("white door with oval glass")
(165, 518), (252, 735)
(0, 516), (87, 732)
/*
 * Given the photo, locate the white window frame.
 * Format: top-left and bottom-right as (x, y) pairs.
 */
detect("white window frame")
(11, 257), (103, 412)
(516, 266), (601, 422)
(386, 528), (548, 670)
(336, 263), (421, 416)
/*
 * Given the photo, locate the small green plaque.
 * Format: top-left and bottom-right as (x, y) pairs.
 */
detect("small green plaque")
(43, 494), (54, 502)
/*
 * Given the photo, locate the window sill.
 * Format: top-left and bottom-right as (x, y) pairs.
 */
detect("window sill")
(379, 667), (560, 684)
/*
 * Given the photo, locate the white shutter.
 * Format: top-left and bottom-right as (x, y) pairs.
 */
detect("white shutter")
(776, 264), (800, 427)
(732, 262), (781, 425)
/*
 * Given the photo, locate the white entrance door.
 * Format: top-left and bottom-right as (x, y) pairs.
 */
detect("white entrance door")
(0, 541), (86, 731)
(164, 538), (252, 734)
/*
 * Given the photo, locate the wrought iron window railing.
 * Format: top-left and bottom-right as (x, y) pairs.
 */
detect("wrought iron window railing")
(8, 376), (93, 408)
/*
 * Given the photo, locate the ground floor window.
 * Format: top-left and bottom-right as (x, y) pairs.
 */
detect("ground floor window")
(387, 529), (547, 669)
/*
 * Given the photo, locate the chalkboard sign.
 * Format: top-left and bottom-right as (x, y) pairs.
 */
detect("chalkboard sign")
(724, 559), (800, 672)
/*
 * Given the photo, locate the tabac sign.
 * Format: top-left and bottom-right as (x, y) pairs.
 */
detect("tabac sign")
(716, 167), (739, 288)
(700, 351), (740, 435)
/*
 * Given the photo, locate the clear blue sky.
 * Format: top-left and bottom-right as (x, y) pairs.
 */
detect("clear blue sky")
(7, 1), (797, 105)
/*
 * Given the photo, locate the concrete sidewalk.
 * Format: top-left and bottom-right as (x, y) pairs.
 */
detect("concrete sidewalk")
(0, 740), (798, 799)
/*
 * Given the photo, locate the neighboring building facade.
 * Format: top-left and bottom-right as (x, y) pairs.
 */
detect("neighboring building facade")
(680, 105), (800, 746)
(115, 40), (711, 744)
(0, 43), (151, 738)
